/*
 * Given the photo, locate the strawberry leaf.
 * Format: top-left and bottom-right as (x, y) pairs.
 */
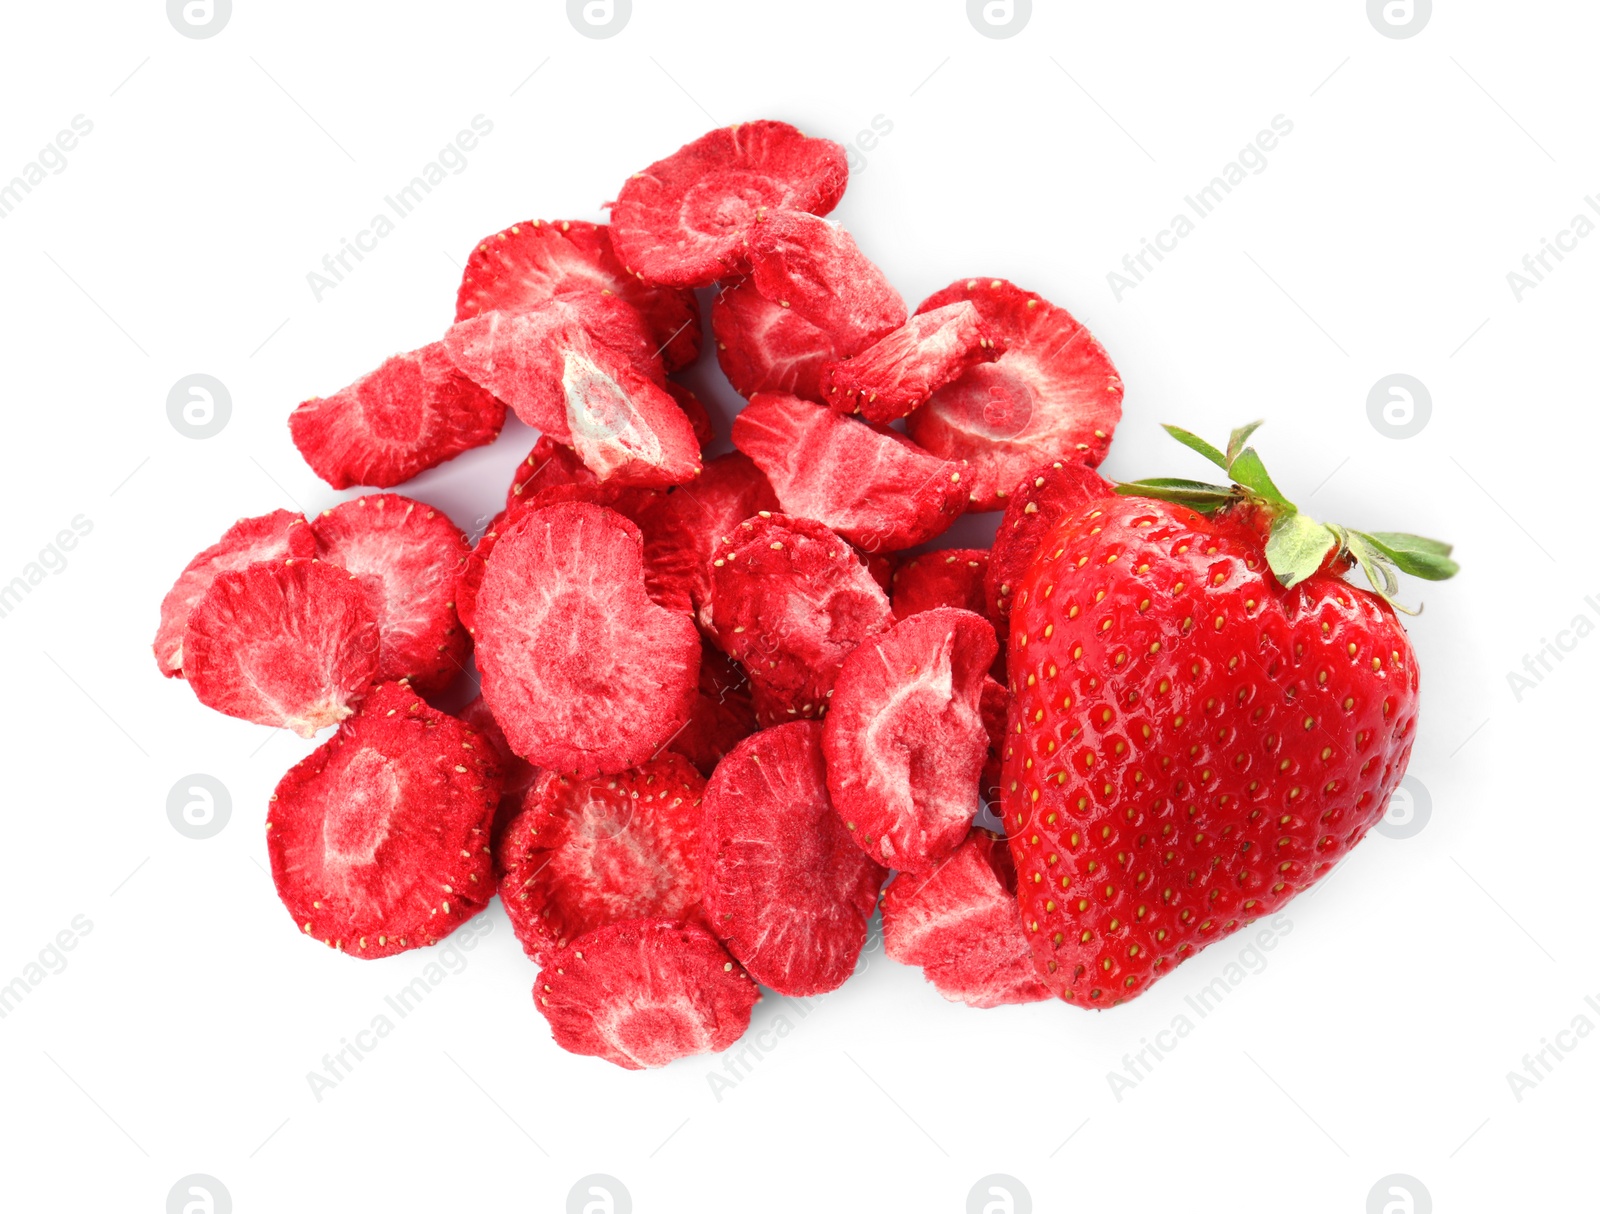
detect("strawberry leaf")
(1115, 478), (1237, 513)
(1358, 531), (1460, 581)
(1265, 512), (1337, 588)
(1225, 421), (1264, 464)
(1227, 448), (1290, 507)
(1161, 425), (1230, 471)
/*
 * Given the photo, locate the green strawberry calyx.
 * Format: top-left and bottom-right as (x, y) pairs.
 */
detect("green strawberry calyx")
(1114, 421), (1459, 614)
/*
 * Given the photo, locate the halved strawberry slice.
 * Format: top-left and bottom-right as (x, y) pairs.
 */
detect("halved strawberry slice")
(182, 558), (379, 737)
(153, 510), (316, 677)
(608, 120), (849, 287)
(985, 459), (1114, 624)
(561, 351), (704, 488)
(312, 494), (471, 697)
(454, 219), (701, 371)
(712, 276), (845, 402)
(891, 548), (990, 621)
(731, 392), (966, 551)
(289, 343), (506, 491)
(534, 918), (759, 1069)
(475, 503), (701, 777)
(881, 830), (1053, 1009)
(504, 435), (660, 525)
(823, 301), (1003, 424)
(822, 608), (998, 872)
(705, 514), (893, 724)
(700, 722), (886, 996)
(267, 681), (501, 958)
(744, 210), (906, 353)
(498, 753), (706, 965)
(906, 278), (1123, 510)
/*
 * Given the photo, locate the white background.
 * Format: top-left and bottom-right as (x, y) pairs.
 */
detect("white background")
(0, 2), (1593, 1211)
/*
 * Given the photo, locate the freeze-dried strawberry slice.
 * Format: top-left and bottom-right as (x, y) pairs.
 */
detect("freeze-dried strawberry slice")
(266, 681), (500, 958)
(892, 548), (990, 621)
(560, 351), (703, 488)
(442, 294), (661, 429)
(701, 722), (885, 995)
(289, 343), (506, 491)
(906, 278), (1123, 510)
(534, 918), (758, 1070)
(668, 642), (757, 776)
(498, 753), (706, 964)
(312, 494), (471, 697)
(823, 301), (1003, 424)
(985, 460), (1114, 624)
(460, 693), (540, 845)
(476, 503), (701, 777)
(153, 510), (316, 677)
(822, 608), (998, 872)
(712, 277), (844, 402)
(665, 381), (715, 447)
(706, 514), (893, 723)
(182, 558), (378, 736)
(453, 510), (505, 638)
(503, 436), (660, 525)
(881, 830), (1052, 1009)
(744, 211), (906, 353)
(455, 219), (701, 371)
(731, 393), (966, 552)
(636, 452), (780, 622)
(609, 120), (849, 287)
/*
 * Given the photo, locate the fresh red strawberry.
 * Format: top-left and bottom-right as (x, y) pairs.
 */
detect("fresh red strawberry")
(267, 681), (502, 958)
(712, 276), (845, 402)
(534, 918), (759, 1069)
(288, 343), (506, 490)
(609, 120), (849, 287)
(823, 300), (1004, 423)
(181, 558), (379, 737)
(882, 829), (1053, 1009)
(891, 548), (990, 621)
(1002, 423), (1458, 1005)
(986, 459), (1114, 625)
(906, 278), (1123, 510)
(312, 494), (472, 697)
(454, 219), (701, 372)
(743, 210), (906, 353)
(700, 721), (886, 995)
(822, 607), (997, 872)
(153, 510), (316, 677)
(498, 753), (707, 965)
(732, 393), (967, 552)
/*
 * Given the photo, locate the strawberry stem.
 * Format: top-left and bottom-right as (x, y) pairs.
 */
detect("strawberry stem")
(1115, 422), (1459, 612)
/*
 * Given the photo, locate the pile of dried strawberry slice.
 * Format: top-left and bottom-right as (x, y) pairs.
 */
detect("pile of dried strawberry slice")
(155, 119), (1450, 1068)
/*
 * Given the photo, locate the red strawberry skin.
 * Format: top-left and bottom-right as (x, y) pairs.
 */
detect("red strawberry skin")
(1002, 496), (1420, 1006)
